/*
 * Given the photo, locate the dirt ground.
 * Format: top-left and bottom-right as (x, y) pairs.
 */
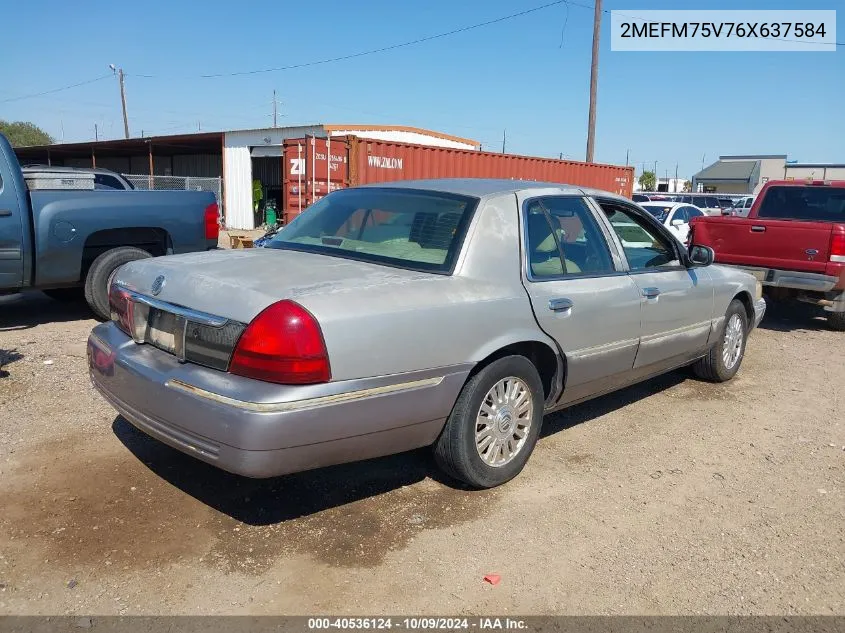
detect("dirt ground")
(0, 292), (842, 616)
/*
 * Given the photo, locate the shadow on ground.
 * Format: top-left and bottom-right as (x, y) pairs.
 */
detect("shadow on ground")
(0, 348), (24, 378)
(0, 291), (94, 331)
(113, 368), (686, 524)
(757, 301), (831, 333)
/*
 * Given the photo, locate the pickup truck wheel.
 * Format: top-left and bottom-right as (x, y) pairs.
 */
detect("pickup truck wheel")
(693, 299), (748, 382)
(84, 247), (152, 320)
(827, 312), (845, 331)
(434, 355), (544, 489)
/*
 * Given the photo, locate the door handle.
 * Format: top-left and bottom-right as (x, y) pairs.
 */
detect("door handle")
(548, 298), (573, 312)
(0, 209), (12, 218)
(642, 287), (660, 299)
(750, 225), (766, 233)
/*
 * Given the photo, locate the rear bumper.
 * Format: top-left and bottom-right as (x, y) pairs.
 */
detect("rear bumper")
(725, 265), (839, 293)
(88, 323), (469, 478)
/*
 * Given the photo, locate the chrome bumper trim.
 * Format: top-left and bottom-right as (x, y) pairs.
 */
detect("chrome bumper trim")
(165, 375), (445, 413)
(118, 285), (229, 327)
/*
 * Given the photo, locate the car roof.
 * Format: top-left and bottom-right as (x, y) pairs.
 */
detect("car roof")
(641, 201), (683, 209)
(21, 165), (123, 176)
(358, 178), (630, 202)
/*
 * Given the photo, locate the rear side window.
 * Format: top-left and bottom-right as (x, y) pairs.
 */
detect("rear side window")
(94, 174), (124, 190)
(524, 197), (614, 278)
(757, 186), (845, 221)
(269, 188), (477, 273)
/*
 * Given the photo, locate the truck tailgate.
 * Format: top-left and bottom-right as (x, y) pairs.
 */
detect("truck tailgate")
(691, 216), (833, 274)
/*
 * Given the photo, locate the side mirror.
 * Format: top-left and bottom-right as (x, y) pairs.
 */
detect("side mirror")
(687, 244), (714, 267)
(671, 218), (684, 226)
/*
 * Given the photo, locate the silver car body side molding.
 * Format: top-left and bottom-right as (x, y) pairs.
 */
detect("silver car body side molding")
(165, 375), (445, 413)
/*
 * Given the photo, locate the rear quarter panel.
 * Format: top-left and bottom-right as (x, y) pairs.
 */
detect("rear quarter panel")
(295, 193), (558, 381)
(30, 189), (215, 286)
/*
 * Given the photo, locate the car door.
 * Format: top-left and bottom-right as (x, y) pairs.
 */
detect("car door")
(0, 150), (25, 289)
(596, 198), (714, 371)
(518, 194), (642, 405)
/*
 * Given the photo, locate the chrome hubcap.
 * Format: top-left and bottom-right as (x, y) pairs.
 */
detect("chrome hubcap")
(475, 377), (533, 467)
(722, 314), (744, 369)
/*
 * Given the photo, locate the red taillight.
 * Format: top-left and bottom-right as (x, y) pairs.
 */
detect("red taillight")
(229, 300), (330, 385)
(204, 203), (220, 240)
(830, 228), (845, 261)
(109, 283), (134, 336)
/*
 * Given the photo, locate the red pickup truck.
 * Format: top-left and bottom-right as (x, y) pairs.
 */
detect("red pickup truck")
(689, 180), (845, 331)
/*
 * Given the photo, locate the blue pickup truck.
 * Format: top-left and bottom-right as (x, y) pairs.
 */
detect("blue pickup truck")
(0, 133), (219, 319)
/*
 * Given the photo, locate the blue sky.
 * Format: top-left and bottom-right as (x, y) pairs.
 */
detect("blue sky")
(1, 0), (842, 179)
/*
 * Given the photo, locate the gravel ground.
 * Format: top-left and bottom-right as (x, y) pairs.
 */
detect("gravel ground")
(0, 292), (842, 615)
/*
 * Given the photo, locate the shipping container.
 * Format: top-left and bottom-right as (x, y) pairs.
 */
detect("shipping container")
(282, 136), (633, 222)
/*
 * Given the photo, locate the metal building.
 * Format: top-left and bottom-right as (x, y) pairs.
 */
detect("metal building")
(693, 154), (845, 195)
(13, 124), (479, 230)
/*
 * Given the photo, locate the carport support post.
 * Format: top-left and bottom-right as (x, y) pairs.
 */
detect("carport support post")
(91, 147), (96, 168)
(147, 142), (154, 189)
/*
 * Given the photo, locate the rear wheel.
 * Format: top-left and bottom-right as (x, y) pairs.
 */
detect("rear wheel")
(693, 299), (748, 382)
(433, 355), (544, 489)
(84, 247), (152, 320)
(828, 312), (845, 331)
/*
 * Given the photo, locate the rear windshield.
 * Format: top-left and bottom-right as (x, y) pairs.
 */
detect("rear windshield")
(757, 186), (845, 221)
(643, 205), (673, 221)
(267, 188), (478, 273)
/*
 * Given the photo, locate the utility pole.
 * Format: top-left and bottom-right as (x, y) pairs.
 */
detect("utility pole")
(273, 90), (278, 128)
(625, 149), (629, 166)
(585, 0), (602, 163)
(502, 129), (506, 154)
(94, 123), (98, 142)
(110, 65), (130, 139)
(674, 163), (679, 192)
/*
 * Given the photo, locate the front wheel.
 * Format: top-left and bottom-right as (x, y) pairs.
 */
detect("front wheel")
(433, 355), (544, 489)
(692, 299), (748, 382)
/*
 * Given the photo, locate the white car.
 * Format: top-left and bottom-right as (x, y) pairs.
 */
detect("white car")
(730, 196), (755, 217)
(639, 202), (705, 243)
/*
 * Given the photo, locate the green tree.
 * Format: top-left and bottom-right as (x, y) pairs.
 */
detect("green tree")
(0, 120), (54, 147)
(638, 170), (656, 192)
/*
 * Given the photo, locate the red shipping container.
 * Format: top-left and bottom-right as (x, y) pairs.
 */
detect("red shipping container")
(282, 136), (633, 222)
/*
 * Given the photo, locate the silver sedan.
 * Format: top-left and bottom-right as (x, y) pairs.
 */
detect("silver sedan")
(88, 179), (765, 488)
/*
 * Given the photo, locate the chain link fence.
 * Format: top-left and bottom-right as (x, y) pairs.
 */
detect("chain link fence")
(124, 175), (222, 209)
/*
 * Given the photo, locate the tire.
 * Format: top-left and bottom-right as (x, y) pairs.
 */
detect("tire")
(42, 288), (84, 302)
(433, 355), (545, 489)
(693, 299), (748, 382)
(84, 247), (152, 320)
(828, 312), (845, 332)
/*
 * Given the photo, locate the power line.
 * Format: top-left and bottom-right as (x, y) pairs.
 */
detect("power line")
(0, 74), (112, 104)
(130, 0), (570, 79)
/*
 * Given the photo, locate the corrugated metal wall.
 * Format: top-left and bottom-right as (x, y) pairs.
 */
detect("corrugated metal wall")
(223, 144), (253, 229)
(251, 157), (282, 187)
(173, 154), (222, 177)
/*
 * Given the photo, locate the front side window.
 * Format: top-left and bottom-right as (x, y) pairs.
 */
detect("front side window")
(686, 207), (704, 219)
(268, 188), (477, 273)
(600, 202), (680, 271)
(524, 196), (614, 279)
